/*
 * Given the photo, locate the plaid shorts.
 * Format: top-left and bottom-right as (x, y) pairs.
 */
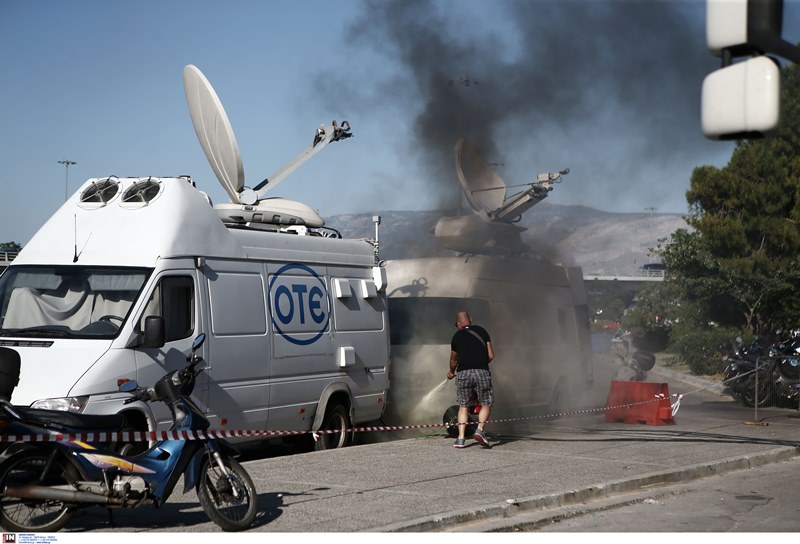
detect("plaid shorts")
(455, 368), (494, 407)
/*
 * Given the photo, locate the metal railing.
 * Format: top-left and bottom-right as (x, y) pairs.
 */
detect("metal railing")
(584, 267), (665, 281)
(0, 251), (18, 267)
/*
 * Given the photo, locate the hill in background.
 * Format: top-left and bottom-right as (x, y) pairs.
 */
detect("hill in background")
(326, 202), (689, 273)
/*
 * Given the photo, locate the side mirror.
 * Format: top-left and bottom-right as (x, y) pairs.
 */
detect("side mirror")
(701, 56), (780, 140)
(191, 332), (206, 352)
(143, 316), (166, 349)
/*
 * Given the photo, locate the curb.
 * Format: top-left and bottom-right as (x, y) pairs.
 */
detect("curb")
(650, 365), (726, 396)
(371, 445), (800, 532)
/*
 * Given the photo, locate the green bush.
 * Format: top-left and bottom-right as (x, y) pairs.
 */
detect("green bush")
(668, 325), (738, 375)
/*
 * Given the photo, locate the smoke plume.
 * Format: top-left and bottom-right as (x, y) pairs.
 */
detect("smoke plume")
(325, 0), (718, 213)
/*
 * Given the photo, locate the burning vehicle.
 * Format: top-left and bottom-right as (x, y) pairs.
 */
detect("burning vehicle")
(383, 139), (593, 427)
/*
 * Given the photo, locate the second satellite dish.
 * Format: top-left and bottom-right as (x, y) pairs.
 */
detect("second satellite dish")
(183, 64), (352, 228)
(455, 138), (569, 224)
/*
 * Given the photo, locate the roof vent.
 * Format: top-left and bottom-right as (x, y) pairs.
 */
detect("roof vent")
(78, 178), (120, 209)
(121, 178), (163, 208)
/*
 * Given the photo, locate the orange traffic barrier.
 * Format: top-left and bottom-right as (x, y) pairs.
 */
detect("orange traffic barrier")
(604, 380), (674, 426)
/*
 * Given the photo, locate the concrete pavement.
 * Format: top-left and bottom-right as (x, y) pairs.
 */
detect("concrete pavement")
(61, 360), (800, 532)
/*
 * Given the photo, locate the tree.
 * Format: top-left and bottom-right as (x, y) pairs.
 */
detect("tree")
(661, 61), (800, 338)
(0, 242), (22, 253)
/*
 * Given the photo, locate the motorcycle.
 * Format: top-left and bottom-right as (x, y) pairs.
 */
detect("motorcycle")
(0, 332), (257, 532)
(612, 350), (655, 382)
(721, 338), (761, 405)
(722, 333), (800, 408)
(766, 336), (800, 408)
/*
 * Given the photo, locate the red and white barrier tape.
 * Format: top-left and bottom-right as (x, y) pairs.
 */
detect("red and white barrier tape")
(0, 394), (682, 444)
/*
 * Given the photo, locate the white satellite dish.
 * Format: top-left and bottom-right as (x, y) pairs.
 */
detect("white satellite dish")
(455, 138), (506, 217)
(183, 64), (353, 228)
(184, 65), (245, 205)
(454, 138), (568, 224)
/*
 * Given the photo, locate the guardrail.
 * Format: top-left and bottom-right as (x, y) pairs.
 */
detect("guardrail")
(0, 251), (18, 267)
(584, 268), (665, 281)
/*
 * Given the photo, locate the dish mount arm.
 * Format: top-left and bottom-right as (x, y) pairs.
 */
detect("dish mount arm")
(239, 121), (353, 206)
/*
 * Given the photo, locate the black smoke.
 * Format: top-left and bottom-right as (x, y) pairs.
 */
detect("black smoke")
(323, 0), (720, 213)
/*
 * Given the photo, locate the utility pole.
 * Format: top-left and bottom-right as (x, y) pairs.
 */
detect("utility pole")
(58, 160), (77, 201)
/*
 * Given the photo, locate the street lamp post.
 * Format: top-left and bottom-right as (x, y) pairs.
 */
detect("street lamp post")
(58, 160), (77, 201)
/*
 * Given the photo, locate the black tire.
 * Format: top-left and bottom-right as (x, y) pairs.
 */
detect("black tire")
(741, 370), (774, 407)
(314, 404), (351, 451)
(547, 377), (571, 415)
(443, 405), (477, 438)
(443, 405), (460, 438)
(197, 455), (257, 532)
(0, 449), (77, 532)
(112, 422), (150, 457)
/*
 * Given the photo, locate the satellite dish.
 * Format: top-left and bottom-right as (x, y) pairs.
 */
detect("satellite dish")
(455, 139), (507, 217)
(455, 138), (567, 224)
(183, 64), (354, 227)
(183, 64), (245, 205)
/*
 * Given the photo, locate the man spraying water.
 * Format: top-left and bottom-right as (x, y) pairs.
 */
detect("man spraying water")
(447, 311), (494, 448)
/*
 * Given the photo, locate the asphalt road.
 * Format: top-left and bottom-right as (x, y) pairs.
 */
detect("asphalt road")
(528, 455), (800, 532)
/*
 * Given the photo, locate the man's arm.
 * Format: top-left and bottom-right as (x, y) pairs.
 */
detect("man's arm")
(447, 350), (458, 379)
(486, 341), (494, 362)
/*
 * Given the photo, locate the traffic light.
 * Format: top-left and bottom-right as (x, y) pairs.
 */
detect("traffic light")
(702, 0), (800, 140)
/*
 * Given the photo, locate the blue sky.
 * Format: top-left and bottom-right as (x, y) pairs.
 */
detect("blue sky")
(1, 0), (798, 245)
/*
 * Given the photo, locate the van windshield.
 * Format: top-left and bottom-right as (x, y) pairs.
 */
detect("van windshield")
(0, 266), (151, 339)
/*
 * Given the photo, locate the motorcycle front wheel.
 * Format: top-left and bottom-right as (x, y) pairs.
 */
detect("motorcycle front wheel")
(0, 448), (77, 532)
(197, 455), (257, 532)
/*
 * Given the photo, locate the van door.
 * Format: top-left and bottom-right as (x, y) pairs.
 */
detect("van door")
(202, 259), (269, 432)
(266, 262), (334, 432)
(133, 270), (206, 429)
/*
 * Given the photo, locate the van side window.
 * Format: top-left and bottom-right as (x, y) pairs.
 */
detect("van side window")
(388, 297), (490, 345)
(140, 276), (194, 342)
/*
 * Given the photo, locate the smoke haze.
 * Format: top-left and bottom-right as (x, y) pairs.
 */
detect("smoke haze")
(323, 0), (725, 214)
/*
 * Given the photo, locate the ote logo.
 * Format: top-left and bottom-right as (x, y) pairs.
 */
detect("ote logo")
(269, 263), (330, 345)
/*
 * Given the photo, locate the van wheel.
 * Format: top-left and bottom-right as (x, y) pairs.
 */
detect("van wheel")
(112, 417), (150, 456)
(314, 404), (351, 451)
(546, 377), (571, 416)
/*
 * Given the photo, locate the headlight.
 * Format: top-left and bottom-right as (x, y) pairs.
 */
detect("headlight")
(30, 396), (88, 413)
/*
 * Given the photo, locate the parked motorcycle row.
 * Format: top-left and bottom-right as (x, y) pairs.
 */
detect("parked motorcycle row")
(0, 333), (257, 532)
(721, 332), (800, 409)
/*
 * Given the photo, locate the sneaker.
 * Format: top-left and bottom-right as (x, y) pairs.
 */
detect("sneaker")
(472, 429), (491, 448)
(453, 438), (466, 448)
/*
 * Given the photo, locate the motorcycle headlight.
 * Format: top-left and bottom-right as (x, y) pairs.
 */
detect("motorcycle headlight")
(30, 396), (89, 413)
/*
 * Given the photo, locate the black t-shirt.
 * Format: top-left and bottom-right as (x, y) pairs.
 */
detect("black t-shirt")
(451, 325), (491, 371)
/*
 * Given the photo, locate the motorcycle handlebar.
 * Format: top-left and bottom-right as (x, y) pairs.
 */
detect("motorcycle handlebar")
(123, 388), (154, 405)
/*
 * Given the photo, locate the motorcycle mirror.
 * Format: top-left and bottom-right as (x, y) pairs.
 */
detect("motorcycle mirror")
(120, 380), (139, 393)
(191, 333), (206, 352)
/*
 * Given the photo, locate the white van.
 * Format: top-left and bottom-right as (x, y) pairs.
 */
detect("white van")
(0, 175), (390, 450)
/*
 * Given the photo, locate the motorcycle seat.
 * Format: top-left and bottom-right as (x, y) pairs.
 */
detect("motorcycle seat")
(13, 406), (127, 431)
